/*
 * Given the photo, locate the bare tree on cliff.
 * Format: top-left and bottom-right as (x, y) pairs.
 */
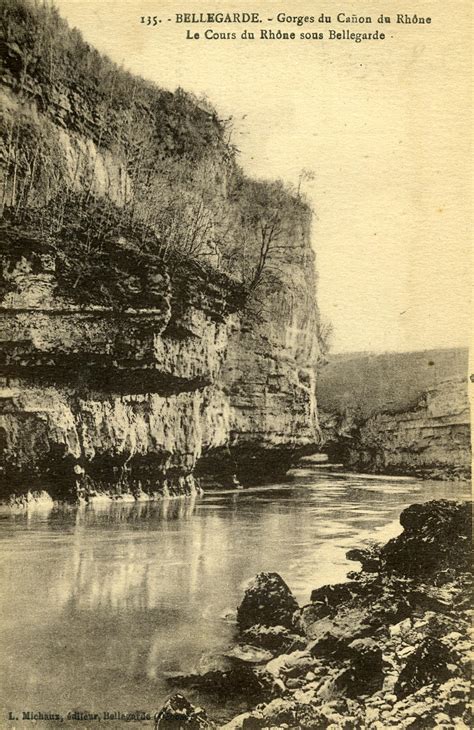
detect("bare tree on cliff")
(233, 177), (306, 296)
(297, 167), (316, 198)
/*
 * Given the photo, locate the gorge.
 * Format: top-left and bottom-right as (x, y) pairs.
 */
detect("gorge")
(1, 1), (470, 504)
(0, 4), (472, 729)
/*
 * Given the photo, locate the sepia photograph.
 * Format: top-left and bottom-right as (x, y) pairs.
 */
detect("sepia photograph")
(0, 1), (472, 727)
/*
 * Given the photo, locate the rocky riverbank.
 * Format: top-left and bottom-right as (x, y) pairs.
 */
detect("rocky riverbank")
(158, 499), (472, 728)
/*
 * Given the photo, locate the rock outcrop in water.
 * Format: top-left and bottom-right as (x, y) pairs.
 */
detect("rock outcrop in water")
(165, 499), (472, 727)
(237, 573), (300, 632)
(0, 1), (320, 503)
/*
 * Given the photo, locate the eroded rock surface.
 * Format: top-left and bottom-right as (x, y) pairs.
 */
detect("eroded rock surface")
(0, 4), (320, 502)
(167, 500), (472, 728)
(318, 349), (470, 480)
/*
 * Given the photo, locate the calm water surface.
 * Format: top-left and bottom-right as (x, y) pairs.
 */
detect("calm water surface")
(0, 470), (470, 727)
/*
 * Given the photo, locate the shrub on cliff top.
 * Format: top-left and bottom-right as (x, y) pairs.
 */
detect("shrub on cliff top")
(0, 193), (245, 314)
(0, 0), (316, 323)
(1, 0), (228, 161)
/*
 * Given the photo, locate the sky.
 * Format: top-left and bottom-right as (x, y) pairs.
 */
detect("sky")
(54, 0), (472, 353)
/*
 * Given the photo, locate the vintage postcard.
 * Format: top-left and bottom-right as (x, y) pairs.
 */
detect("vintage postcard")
(0, 1), (471, 728)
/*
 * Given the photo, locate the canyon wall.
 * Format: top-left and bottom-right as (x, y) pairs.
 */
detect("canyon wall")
(0, 1), (320, 503)
(318, 349), (471, 479)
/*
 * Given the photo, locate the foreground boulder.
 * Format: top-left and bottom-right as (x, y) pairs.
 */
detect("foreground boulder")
(394, 637), (458, 699)
(237, 572), (299, 632)
(240, 624), (306, 654)
(342, 637), (384, 697)
(167, 665), (271, 702)
(381, 500), (472, 578)
(154, 694), (215, 729)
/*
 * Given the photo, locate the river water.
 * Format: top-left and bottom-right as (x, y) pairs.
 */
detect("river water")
(0, 469), (470, 727)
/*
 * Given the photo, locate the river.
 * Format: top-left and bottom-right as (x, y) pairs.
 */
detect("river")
(0, 469), (470, 727)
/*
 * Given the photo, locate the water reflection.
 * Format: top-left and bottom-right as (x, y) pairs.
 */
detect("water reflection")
(2, 494), (199, 527)
(0, 472), (470, 724)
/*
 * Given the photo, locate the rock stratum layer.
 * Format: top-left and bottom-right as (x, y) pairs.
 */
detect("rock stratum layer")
(0, 1), (320, 503)
(317, 349), (471, 479)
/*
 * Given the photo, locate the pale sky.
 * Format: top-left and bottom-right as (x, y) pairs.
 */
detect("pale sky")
(54, 1), (472, 353)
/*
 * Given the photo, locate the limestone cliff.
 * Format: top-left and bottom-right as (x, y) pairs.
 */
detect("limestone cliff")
(318, 350), (470, 479)
(0, 0), (320, 503)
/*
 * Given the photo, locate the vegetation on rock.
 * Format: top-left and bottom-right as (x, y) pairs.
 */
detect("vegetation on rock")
(0, 0), (316, 319)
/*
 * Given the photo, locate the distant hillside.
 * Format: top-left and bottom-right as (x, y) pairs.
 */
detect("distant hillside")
(318, 347), (469, 418)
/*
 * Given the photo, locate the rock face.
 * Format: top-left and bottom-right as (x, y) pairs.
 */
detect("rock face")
(0, 2), (320, 502)
(0, 207), (319, 505)
(318, 349), (470, 479)
(0, 256), (237, 500)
